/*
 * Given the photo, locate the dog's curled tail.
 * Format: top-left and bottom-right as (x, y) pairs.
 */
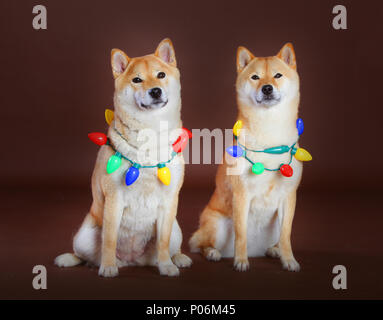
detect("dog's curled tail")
(54, 253), (83, 267)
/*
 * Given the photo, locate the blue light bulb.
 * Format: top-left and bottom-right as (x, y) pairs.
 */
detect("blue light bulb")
(296, 118), (304, 136)
(125, 164), (140, 186)
(226, 145), (244, 157)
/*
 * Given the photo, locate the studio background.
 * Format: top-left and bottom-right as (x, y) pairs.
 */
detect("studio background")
(1, 0), (382, 299)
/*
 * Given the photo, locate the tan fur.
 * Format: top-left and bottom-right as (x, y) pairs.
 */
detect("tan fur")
(190, 43), (303, 272)
(55, 39), (192, 277)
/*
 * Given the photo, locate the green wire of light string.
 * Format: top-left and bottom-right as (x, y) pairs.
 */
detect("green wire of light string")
(241, 142), (296, 172)
(106, 140), (177, 169)
(110, 127), (178, 168)
(235, 135), (297, 154)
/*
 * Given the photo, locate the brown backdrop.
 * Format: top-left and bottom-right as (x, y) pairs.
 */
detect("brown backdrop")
(1, 0), (383, 300)
(1, 0), (382, 190)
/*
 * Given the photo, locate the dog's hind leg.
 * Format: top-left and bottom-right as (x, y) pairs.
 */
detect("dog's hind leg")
(266, 245), (281, 258)
(55, 194), (104, 268)
(204, 247), (222, 261)
(55, 253), (83, 267)
(55, 213), (102, 268)
(189, 206), (224, 262)
(55, 214), (101, 268)
(73, 214), (102, 266)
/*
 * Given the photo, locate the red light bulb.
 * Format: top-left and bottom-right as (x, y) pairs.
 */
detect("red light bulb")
(280, 164), (293, 177)
(182, 127), (192, 139)
(172, 135), (188, 153)
(88, 132), (107, 146)
(172, 127), (192, 153)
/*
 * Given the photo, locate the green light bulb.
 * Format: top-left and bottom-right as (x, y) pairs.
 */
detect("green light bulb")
(252, 162), (264, 175)
(106, 152), (122, 174)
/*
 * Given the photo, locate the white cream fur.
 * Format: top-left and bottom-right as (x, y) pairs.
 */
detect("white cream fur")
(190, 44), (302, 272)
(55, 40), (191, 277)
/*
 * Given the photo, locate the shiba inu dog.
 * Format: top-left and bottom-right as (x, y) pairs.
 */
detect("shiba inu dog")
(189, 43), (302, 272)
(55, 39), (192, 277)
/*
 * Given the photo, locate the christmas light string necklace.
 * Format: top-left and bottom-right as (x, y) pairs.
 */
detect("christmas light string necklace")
(88, 109), (192, 186)
(226, 118), (312, 177)
(109, 127), (178, 168)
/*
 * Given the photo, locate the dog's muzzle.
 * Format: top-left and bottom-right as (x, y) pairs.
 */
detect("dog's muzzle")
(254, 85), (281, 106)
(136, 87), (169, 110)
(140, 99), (168, 109)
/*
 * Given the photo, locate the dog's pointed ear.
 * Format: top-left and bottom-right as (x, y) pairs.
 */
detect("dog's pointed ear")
(155, 38), (177, 67)
(111, 49), (130, 79)
(277, 43), (296, 70)
(237, 46), (255, 73)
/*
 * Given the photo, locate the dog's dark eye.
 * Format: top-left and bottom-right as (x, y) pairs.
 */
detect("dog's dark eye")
(274, 73), (282, 79)
(251, 74), (259, 80)
(157, 72), (166, 79)
(132, 77), (143, 83)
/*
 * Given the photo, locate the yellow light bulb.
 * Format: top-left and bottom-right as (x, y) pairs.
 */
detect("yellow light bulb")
(233, 120), (243, 137)
(157, 166), (171, 185)
(105, 109), (114, 126)
(294, 147), (312, 161)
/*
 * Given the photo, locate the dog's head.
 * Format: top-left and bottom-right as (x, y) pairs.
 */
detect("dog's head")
(236, 43), (299, 108)
(111, 39), (180, 114)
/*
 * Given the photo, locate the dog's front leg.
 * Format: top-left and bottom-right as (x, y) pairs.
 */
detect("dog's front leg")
(232, 182), (250, 271)
(157, 196), (179, 277)
(98, 192), (123, 278)
(278, 190), (300, 272)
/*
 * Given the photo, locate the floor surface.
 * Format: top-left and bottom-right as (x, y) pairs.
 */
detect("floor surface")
(0, 186), (382, 299)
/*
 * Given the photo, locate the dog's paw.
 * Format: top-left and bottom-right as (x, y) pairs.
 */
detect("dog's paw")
(266, 246), (281, 258)
(159, 263), (180, 277)
(234, 258), (250, 272)
(172, 253), (192, 268)
(98, 265), (119, 278)
(281, 258), (301, 272)
(54, 253), (82, 267)
(204, 247), (222, 262)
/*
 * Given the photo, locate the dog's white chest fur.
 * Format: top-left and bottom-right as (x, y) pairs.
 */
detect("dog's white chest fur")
(218, 155), (302, 258)
(246, 173), (288, 256)
(245, 157), (302, 256)
(112, 159), (183, 263)
(116, 176), (159, 262)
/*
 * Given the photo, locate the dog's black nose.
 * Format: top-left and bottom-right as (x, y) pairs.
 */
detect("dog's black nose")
(262, 84), (273, 95)
(149, 87), (162, 99)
